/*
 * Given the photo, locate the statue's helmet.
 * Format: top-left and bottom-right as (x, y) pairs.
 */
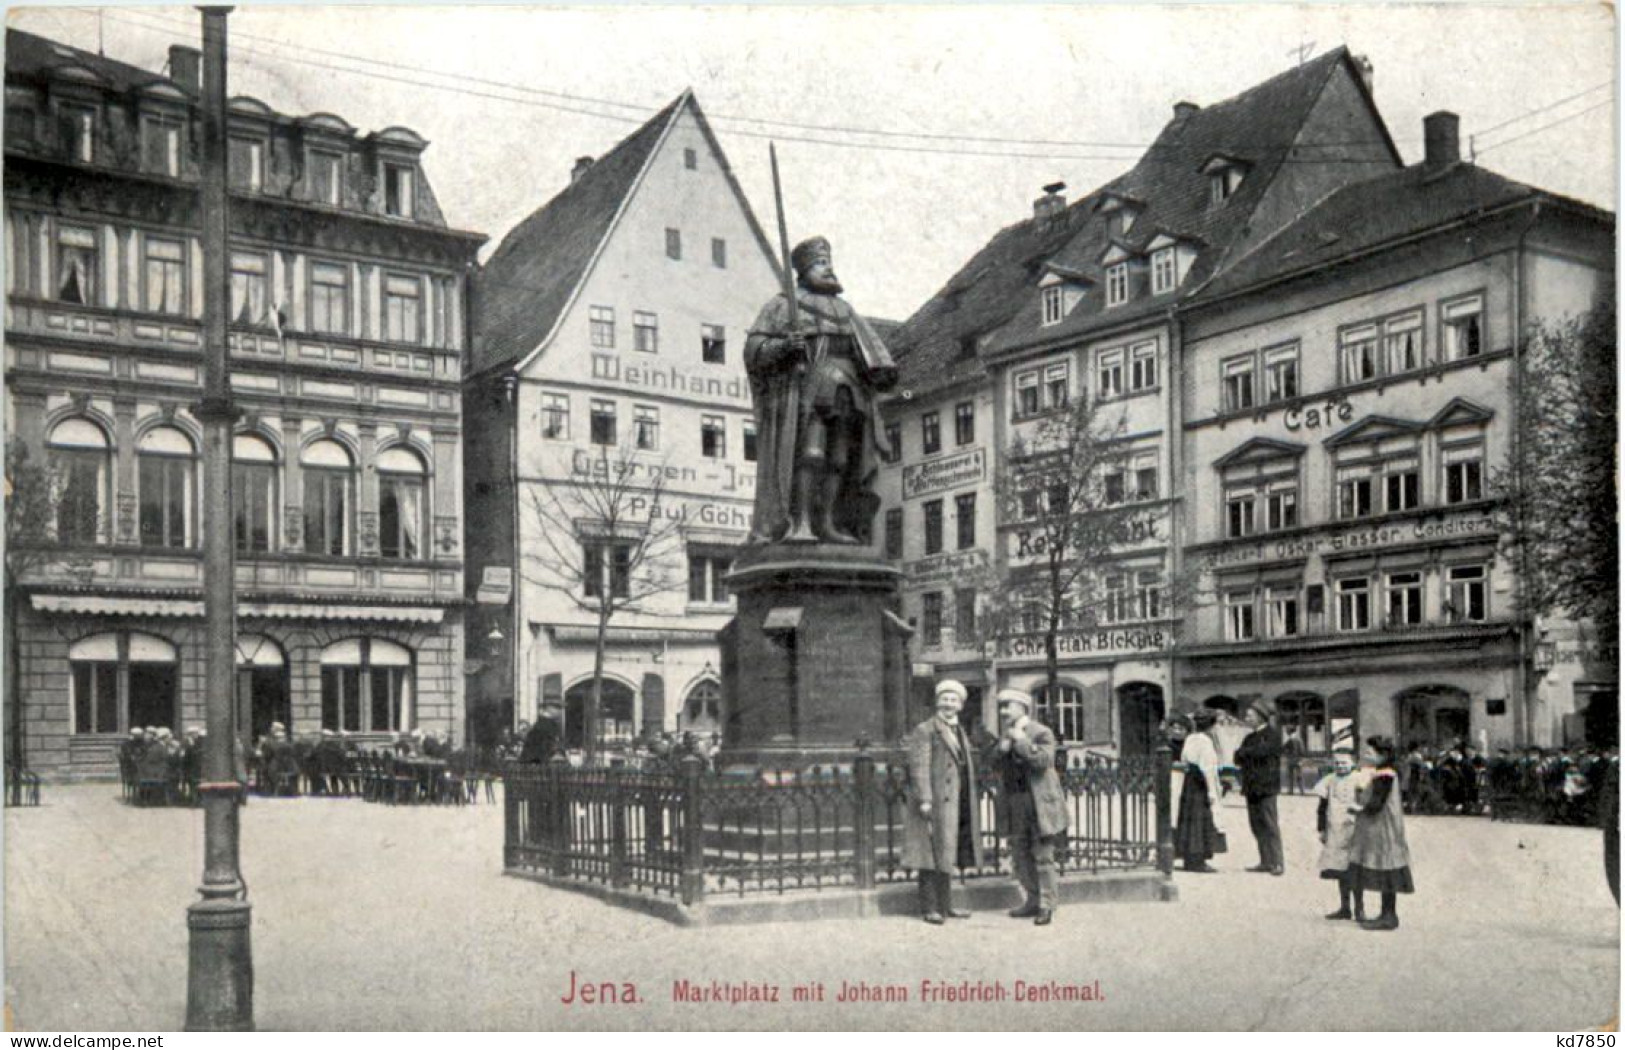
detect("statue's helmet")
(791, 236), (832, 276)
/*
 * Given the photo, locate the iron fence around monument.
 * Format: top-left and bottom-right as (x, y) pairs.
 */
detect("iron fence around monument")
(503, 748), (1173, 906)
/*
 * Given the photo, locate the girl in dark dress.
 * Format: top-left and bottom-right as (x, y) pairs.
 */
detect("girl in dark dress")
(1347, 735), (1415, 931)
(1175, 710), (1225, 872)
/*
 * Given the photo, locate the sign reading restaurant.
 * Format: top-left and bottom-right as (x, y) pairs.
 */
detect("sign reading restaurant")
(1204, 511), (1497, 569)
(902, 448), (986, 500)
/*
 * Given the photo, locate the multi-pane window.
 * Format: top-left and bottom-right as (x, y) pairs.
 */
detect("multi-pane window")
(232, 434), (277, 554)
(883, 421), (902, 463)
(1034, 683), (1085, 743)
(955, 492), (976, 549)
(378, 447), (426, 560)
(688, 548), (733, 603)
(1045, 362), (1070, 409)
(61, 103), (96, 163)
(1266, 484), (1299, 531)
(1226, 492), (1255, 538)
(1019, 488), (1043, 520)
(1105, 262), (1128, 307)
(1336, 464), (1374, 519)
(1015, 371), (1041, 418)
(923, 499), (943, 555)
(542, 393), (570, 439)
(1097, 349), (1124, 399)
(955, 589), (977, 644)
(1442, 294), (1484, 360)
(308, 149), (344, 205)
(1103, 573), (1130, 624)
(302, 439), (354, 556)
(1383, 310), (1424, 373)
(701, 324), (726, 363)
(47, 418), (109, 544)
(1336, 577), (1371, 631)
(230, 251), (269, 324)
(884, 508), (903, 559)
(1223, 455), (1298, 536)
(1104, 468), (1128, 505)
(1135, 460), (1159, 500)
(1266, 585), (1299, 637)
(1385, 571), (1423, 627)
(321, 639), (414, 734)
(383, 163), (415, 219)
(383, 274), (422, 344)
(1041, 285), (1068, 326)
(1443, 441), (1485, 503)
(1263, 344), (1299, 403)
(590, 400), (617, 445)
(1129, 342), (1158, 392)
(921, 412), (941, 455)
(1210, 168), (1242, 204)
(583, 540), (631, 600)
(1222, 354), (1255, 411)
(743, 421), (758, 463)
(1151, 247), (1176, 294)
(228, 136), (264, 191)
(711, 237), (727, 269)
(1446, 565), (1488, 623)
(71, 632), (177, 735)
(137, 426), (194, 549)
(1225, 590), (1256, 641)
(1136, 571), (1163, 620)
(665, 228), (682, 260)
(143, 115), (183, 177)
(589, 306), (615, 348)
(56, 224), (98, 305)
(954, 401), (975, 446)
(700, 415), (726, 458)
(310, 262), (350, 335)
(633, 405), (660, 451)
(633, 311), (658, 353)
(143, 237), (186, 315)
(1383, 455), (1420, 512)
(921, 592), (944, 648)
(1339, 323), (1380, 384)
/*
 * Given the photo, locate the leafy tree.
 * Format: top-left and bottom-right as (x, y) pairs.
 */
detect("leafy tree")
(520, 443), (686, 760)
(1501, 300), (1619, 651)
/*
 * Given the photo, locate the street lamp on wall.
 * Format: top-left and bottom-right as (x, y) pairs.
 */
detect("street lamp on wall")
(1533, 639), (1558, 673)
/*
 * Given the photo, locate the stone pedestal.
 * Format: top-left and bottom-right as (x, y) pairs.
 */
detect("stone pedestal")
(719, 545), (912, 770)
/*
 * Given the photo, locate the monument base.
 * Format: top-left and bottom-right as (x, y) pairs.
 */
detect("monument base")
(719, 544), (912, 766)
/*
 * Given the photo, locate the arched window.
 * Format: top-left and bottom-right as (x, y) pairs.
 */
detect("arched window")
(377, 446), (426, 560)
(320, 638), (413, 733)
(137, 426), (195, 548)
(303, 439), (353, 556)
(47, 417), (110, 544)
(70, 631), (178, 734)
(682, 678), (721, 734)
(232, 434), (278, 553)
(1032, 682), (1085, 744)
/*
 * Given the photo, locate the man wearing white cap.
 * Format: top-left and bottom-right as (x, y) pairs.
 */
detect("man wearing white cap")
(901, 679), (984, 924)
(993, 688), (1068, 925)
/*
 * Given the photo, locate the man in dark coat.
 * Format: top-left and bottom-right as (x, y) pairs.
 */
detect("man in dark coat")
(901, 679), (984, 925)
(518, 700), (563, 763)
(993, 688), (1068, 925)
(1235, 704), (1285, 875)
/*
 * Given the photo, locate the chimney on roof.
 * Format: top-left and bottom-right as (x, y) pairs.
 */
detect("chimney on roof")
(570, 156), (595, 184)
(1033, 182), (1067, 224)
(1173, 101), (1201, 121)
(1353, 54), (1375, 96)
(1423, 111), (1460, 167)
(168, 45), (200, 93)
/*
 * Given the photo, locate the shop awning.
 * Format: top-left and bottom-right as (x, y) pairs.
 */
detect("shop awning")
(31, 594), (443, 624)
(33, 595), (203, 617)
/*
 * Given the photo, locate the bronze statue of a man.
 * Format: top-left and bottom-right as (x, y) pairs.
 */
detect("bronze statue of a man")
(745, 237), (898, 545)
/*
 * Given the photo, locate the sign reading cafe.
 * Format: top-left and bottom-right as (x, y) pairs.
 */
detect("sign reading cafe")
(902, 448), (986, 500)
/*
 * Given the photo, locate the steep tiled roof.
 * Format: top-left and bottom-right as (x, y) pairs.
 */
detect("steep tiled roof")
(7, 28), (187, 96)
(470, 96), (685, 377)
(1199, 162), (1612, 299)
(887, 46), (1398, 389)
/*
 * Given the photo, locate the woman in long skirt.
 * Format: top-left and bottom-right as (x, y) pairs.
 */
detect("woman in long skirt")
(1175, 709), (1225, 873)
(1346, 735), (1415, 931)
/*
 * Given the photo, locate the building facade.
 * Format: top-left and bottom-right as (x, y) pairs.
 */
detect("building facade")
(1177, 112), (1616, 754)
(4, 29), (484, 776)
(465, 93), (780, 749)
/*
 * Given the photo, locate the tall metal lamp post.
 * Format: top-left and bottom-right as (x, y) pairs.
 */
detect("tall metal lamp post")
(185, 6), (254, 1031)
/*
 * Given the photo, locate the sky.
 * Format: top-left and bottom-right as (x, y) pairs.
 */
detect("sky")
(9, 3), (1616, 322)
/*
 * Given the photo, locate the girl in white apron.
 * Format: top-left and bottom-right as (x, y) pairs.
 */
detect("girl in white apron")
(1313, 748), (1363, 920)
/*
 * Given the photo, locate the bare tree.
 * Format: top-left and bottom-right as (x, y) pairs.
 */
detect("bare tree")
(985, 394), (1169, 717)
(1499, 300), (1619, 657)
(519, 443), (688, 760)
(5, 444), (93, 773)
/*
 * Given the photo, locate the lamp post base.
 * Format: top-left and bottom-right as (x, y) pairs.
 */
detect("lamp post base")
(185, 898), (254, 1032)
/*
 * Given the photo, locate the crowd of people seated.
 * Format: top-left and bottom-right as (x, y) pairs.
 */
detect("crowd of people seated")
(492, 720), (723, 772)
(118, 725), (206, 805)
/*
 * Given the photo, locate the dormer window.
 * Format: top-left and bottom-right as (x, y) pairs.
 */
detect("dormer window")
(308, 149), (344, 206)
(1209, 167), (1244, 205)
(1106, 263), (1129, 308)
(1096, 193), (1142, 239)
(1151, 247), (1177, 295)
(1042, 285), (1065, 326)
(142, 113), (184, 177)
(382, 162), (415, 218)
(60, 102), (96, 163)
(228, 136), (264, 192)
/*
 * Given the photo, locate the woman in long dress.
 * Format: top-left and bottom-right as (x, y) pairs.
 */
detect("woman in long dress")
(1347, 735), (1415, 931)
(1175, 709), (1225, 873)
